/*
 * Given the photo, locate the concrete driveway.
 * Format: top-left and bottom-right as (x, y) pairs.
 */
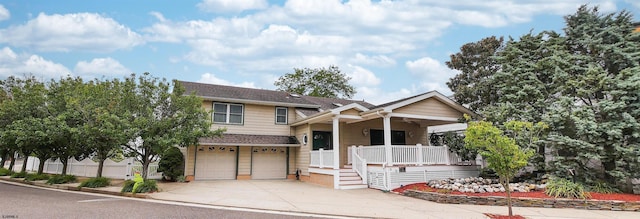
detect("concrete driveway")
(149, 180), (639, 219)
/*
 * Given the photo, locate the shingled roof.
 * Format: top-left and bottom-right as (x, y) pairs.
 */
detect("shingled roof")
(199, 134), (300, 146)
(178, 80), (375, 116)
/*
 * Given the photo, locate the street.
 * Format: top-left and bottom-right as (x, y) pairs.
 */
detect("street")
(0, 182), (334, 219)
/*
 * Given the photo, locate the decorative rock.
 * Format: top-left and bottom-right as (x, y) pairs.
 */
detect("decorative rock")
(426, 177), (545, 194)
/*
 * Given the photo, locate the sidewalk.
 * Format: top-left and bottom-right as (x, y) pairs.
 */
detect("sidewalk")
(1, 176), (639, 219)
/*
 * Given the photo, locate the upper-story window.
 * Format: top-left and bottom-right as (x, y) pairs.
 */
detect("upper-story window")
(275, 107), (288, 124)
(213, 103), (243, 124)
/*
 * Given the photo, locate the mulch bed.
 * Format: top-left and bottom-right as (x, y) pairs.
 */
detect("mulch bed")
(393, 183), (640, 202)
(484, 213), (526, 219)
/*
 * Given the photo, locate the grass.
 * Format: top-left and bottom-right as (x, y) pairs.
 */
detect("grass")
(121, 179), (158, 194)
(545, 177), (590, 199)
(24, 173), (50, 181)
(78, 177), (111, 188)
(46, 174), (77, 185)
(0, 168), (12, 176)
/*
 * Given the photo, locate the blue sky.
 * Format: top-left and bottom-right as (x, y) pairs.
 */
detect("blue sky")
(0, 0), (639, 104)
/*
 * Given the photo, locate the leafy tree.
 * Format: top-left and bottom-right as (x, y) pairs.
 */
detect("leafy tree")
(446, 36), (504, 112)
(464, 120), (535, 217)
(71, 79), (132, 177)
(274, 65), (356, 99)
(121, 73), (224, 180)
(46, 77), (88, 175)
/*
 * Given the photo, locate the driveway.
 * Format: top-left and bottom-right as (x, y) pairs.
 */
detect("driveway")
(149, 180), (639, 219)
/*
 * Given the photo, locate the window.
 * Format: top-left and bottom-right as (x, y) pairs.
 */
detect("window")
(275, 107), (288, 124)
(312, 131), (332, 150)
(370, 129), (406, 145)
(213, 103), (243, 124)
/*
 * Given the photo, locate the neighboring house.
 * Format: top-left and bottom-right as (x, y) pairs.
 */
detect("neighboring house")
(179, 81), (480, 190)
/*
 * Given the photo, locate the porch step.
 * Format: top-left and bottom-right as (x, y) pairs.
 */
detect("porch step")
(340, 176), (361, 181)
(340, 180), (365, 185)
(339, 184), (368, 190)
(338, 168), (367, 190)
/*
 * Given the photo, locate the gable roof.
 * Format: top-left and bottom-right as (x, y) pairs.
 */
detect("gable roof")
(365, 90), (478, 118)
(178, 81), (375, 113)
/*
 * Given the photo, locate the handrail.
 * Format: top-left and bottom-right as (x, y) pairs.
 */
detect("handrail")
(351, 146), (368, 185)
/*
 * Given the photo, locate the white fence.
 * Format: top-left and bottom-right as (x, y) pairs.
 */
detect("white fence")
(25, 157), (162, 180)
(309, 149), (334, 168)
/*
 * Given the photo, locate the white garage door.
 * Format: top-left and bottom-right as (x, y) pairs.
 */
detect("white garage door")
(252, 147), (287, 180)
(195, 146), (237, 180)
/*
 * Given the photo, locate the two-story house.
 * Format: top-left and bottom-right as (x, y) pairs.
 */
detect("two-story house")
(179, 81), (480, 190)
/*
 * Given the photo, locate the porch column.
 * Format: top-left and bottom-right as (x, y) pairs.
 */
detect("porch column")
(332, 116), (340, 170)
(383, 114), (393, 166)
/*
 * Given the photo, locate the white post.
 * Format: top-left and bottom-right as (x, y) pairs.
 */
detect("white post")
(332, 116), (340, 170)
(319, 148), (324, 168)
(416, 143), (423, 166)
(444, 145), (451, 165)
(383, 114), (393, 166)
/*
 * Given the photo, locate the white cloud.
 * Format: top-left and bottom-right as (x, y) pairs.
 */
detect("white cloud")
(625, 0), (640, 9)
(197, 0), (268, 13)
(347, 65), (380, 86)
(406, 57), (458, 94)
(0, 47), (71, 78)
(198, 73), (257, 88)
(0, 5), (9, 21)
(355, 86), (412, 105)
(0, 13), (143, 52)
(350, 53), (396, 67)
(74, 58), (131, 76)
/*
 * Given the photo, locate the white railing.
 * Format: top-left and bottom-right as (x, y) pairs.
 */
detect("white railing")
(350, 144), (474, 166)
(351, 146), (367, 185)
(309, 149), (334, 168)
(25, 157), (162, 180)
(422, 145), (451, 165)
(357, 146), (386, 164)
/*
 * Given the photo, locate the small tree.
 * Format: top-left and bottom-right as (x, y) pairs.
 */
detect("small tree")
(464, 119), (536, 217)
(274, 65), (356, 99)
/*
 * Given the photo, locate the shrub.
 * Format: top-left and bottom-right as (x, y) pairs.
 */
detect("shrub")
(78, 177), (111, 188)
(46, 175), (77, 185)
(588, 182), (619, 194)
(0, 168), (12, 176)
(545, 177), (590, 199)
(24, 173), (50, 181)
(10, 171), (27, 178)
(176, 175), (186, 183)
(158, 147), (184, 181)
(121, 179), (158, 194)
(121, 180), (135, 193)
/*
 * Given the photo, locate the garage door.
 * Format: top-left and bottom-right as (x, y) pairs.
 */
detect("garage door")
(251, 147), (287, 179)
(195, 146), (237, 180)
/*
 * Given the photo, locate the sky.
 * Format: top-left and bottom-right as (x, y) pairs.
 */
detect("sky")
(0, 0), (639, 105)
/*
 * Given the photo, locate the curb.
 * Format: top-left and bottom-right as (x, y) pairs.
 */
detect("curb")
(0, 177), (149, 199)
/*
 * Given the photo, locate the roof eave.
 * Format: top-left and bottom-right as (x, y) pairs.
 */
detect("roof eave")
(197, 96), (321, 108)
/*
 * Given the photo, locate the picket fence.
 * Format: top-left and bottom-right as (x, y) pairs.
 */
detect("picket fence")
(24, 156), (162, 180)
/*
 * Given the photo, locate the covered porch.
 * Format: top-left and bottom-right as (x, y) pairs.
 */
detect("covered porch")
(296, 91), (480, 190)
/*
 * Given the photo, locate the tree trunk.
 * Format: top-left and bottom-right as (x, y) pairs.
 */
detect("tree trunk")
(8, 155), (16, 172)
(602, 144), (616, 184)
(21, 156), (28, 173)
(61, 158), (68, 175)
(97, 159), (105, 178)
(506, 182), (513, 218)
(142, 160), (150, 180)
(0, 150), (7, 169)
(37, 156), (47, 174)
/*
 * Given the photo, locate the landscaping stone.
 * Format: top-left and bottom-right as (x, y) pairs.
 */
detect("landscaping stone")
(403, 190), (640, 212)
(427, 177), (544, 193)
